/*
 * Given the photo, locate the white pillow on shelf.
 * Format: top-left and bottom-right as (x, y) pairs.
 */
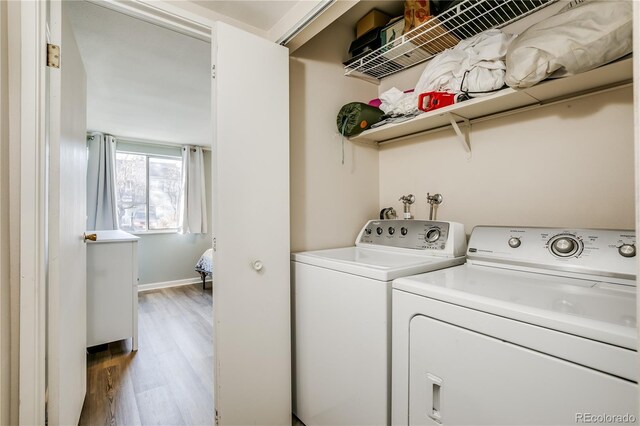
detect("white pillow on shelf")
(505, 0), (632, 89)
(414, 29), (515, 97)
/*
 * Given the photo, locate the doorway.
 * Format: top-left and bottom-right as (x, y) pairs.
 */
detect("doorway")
(61, 1), (214, 424)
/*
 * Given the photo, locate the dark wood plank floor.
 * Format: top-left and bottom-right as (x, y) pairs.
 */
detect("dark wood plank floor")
(79, 284), (214, 426)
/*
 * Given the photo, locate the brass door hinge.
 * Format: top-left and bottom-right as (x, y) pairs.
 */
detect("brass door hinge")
(47, 43), (60, 68)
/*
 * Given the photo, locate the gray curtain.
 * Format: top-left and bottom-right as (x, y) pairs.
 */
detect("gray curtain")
(86, 132), (118, 230)
(179, 145), (207, 234)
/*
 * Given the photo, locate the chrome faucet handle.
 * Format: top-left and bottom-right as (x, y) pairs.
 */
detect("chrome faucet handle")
(426, 193), (443, 205)
(399, 194), (416, 205)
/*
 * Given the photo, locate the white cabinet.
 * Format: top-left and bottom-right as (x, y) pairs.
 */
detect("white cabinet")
(86, 230), (139, 349)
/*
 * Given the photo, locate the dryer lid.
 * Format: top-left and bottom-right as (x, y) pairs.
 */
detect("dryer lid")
(393, 264), (637, 350)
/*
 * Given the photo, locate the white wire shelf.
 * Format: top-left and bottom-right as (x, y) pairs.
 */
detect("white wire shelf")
(344, 0), (558, 81)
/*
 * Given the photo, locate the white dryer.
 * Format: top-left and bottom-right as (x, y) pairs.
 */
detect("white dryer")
(292, 219), (466, 426)
(392, 226), (638, 426)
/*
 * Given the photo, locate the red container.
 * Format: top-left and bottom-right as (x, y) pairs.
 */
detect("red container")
(418, 91), (456, 112)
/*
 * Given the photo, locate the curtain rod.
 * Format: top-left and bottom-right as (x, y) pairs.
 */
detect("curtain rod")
(87, 132), (212, 151)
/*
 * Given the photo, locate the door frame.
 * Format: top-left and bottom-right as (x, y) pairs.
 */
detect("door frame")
(9, 1), (217, 422)
(7, 1), (48, 424)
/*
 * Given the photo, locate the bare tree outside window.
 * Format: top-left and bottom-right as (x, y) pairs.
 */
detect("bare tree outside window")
(115, 152), (182, 232)
(149, 157), (182, 229)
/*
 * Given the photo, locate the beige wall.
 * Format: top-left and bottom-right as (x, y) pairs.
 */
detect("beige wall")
(290, 6), (635, 250)
(379, 87), (635, 235)
(374, 2), (633, 234)
(290, 20), (380, 252)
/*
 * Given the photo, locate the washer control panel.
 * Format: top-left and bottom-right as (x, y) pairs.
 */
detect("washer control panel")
(357, 220), (466, 257)
(467, 226), (636, 282)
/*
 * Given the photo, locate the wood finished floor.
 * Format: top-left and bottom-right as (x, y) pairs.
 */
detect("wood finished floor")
(79, 284), (214, 426)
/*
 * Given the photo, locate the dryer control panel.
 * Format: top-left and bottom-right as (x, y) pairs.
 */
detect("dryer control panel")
(356, 220), (466, 258)
(467, 226), (636, 282)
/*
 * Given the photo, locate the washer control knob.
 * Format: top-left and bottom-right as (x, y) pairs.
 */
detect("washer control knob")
(619, 244), (636, 258)
(400, 227), (408, 236)
(388, 227), (395, 235)
(376, 227), (383, 235)
(365, 228), (372, 235)
(508, 237), (521, 248)
(551, 237), (577, 257)
(425, 228), (440, 243)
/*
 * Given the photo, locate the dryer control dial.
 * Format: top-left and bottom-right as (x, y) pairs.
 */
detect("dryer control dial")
(618, 244), (636, 258)
(425, 228), (441, 243)
(508, 237), (521, 248)
(548, 234), (582, 258)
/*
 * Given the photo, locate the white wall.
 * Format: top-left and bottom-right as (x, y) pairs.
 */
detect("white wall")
(67, 1), (212, 147)
(379, 87), (635, 234)
(290, 19), (380, 252)
(136, 231), (212, 285)
(136, 160), (212, 285)
(0, 1), (10, 423)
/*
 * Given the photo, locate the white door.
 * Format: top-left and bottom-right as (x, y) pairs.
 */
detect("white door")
(46, 2), (88, 425)
(211, 22), (291, 425)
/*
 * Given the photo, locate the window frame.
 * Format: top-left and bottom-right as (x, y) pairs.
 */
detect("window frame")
(115, 149), (183, 234)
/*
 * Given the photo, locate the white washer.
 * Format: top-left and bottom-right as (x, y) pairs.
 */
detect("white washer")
(292, 219), (466, 426)
(392, 226), (638, 426)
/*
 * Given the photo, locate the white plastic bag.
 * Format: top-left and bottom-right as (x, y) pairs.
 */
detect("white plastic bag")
(378, 87), (419, 116)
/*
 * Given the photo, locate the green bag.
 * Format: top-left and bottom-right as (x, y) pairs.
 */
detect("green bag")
(336, 102), (384, 137)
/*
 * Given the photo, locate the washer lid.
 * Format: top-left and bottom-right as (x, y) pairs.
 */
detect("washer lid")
(393, 264), (637, 350)
(291, 247), (465, 281)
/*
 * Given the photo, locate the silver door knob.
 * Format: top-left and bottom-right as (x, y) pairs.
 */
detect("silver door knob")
(252, 260), (264, 271)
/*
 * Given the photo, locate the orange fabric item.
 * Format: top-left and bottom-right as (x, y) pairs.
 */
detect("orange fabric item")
(404, 0), (431, 33)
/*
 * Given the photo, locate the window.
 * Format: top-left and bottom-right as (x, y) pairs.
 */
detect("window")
(116, 152), (182, 232)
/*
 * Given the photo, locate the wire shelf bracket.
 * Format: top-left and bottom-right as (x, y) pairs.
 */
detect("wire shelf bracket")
(344, 0), (558, 81)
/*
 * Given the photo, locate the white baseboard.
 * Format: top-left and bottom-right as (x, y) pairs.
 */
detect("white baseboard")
(138, 277), (212, 292)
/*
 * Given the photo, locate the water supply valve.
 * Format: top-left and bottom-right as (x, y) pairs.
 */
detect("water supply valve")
(427, 193), (443, 220)
(399, 194), (416, 219)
